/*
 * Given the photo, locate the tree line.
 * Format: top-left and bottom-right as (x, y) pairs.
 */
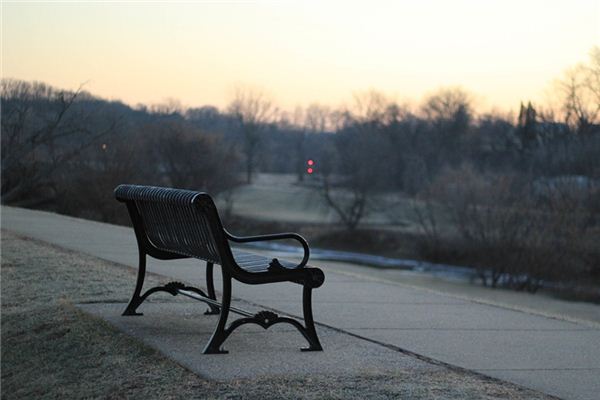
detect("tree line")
(2, 48), (599, 294)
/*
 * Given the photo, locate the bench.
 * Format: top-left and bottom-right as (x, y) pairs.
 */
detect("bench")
(115, 184), (324, 354)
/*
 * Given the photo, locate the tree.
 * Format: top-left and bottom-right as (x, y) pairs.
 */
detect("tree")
(227, 86), (276, 184)
(421, 87), (473, 169)
(320, 127), (382, 230)
(52, 129), (143, 222)
(147, 118), (239, 193)
(149, 98), (185, 115)
(286, 104), (330, 182)
(319, 92), (395, 230)
(1, 79), (117, 206)
(422, 87), (471, 120)
(517, 101), (538, 150)
(556, 46), (600, 135)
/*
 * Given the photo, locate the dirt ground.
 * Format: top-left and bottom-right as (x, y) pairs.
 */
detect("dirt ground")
(1, 231), (553, 399)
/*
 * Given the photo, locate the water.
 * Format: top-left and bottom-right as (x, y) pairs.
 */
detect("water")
(238, 241), (478, 282)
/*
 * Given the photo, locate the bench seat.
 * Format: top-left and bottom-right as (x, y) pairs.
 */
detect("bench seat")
(232, 249), (299, 272)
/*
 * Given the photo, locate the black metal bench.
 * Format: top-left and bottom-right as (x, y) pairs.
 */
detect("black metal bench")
(115, 184), (324, 354)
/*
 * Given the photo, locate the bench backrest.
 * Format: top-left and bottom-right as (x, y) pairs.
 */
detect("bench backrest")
(115, 184), (231, 264)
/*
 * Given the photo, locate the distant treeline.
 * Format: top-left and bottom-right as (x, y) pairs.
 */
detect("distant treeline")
(3, 78), (598, 212)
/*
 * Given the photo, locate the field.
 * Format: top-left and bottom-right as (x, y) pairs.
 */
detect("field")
(217, 173), (426, 230)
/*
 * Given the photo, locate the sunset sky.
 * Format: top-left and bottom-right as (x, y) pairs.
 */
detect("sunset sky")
(2, 1), (599, 113)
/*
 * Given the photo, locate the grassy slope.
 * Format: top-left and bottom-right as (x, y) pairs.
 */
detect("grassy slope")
(218, 173), (429, 230)
(1, 231), (551, 400)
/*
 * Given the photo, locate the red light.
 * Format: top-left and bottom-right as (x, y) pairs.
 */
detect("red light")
(307, 167), (314, 174)
(307, 159), (314, 166)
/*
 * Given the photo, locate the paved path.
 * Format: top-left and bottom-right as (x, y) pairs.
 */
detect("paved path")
(78, 302), (434, 381)
(2, 206), (599, 400)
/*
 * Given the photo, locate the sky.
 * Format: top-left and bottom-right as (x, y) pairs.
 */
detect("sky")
(2, 1), (599, 113)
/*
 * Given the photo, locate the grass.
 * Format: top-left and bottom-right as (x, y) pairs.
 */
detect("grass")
(1, 231), (553, 399)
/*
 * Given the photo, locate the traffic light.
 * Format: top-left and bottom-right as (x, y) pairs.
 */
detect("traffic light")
(307, 159), (315, 174)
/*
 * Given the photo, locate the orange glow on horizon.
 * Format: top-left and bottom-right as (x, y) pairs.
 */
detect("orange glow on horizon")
(2, 1), (598, 113)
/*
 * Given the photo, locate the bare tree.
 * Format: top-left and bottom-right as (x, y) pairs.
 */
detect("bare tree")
(305, 104), (330, 133)
(149, 98), (185, 115)
(321, 175), (368, 230)
(556, 46), (600, 135)
(1, 79), (117, 205)
(286, 104), (330, 182)
(227, 86), (276, 184)
(422, 87), (472, 121)
(146, 119), (239, 193)
(351, 90), (390, 124)
(319, 92), (394, 230)
(279, 107), (308, 183)
(416, 164), (595, 290)
(53, 130), (142, 222)
(421, 87), (473, 168)
(586, 47), (600, 109)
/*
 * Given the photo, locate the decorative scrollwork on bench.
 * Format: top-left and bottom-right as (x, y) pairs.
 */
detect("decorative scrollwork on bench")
(254, 310), (278, 325)
(163, 281), (187, 295)
(141, 281), (207, 299)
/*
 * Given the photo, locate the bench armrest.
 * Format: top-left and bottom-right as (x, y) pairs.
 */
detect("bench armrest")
(224, 230), (310, 268)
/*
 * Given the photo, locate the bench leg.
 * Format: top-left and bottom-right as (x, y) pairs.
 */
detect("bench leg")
(203, 271), (232, 354)
(204, 262), (220, 315)
(123, 250), (146, 316)
(301, 285), (323, 351)
(201, 277), (322, 353)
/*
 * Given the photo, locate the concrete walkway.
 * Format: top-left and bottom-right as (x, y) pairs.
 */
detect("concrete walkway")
(78, 302), (435, 381)
(2, 206), (599, 400)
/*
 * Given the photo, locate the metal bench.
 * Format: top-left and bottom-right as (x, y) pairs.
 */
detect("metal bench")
(115, 184), (324, 354)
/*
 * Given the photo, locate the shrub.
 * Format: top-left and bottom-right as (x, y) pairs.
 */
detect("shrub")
(415, 164), (598, 291)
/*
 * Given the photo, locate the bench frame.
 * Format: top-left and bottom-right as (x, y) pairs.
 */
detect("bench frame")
(116, 185), (324, 354)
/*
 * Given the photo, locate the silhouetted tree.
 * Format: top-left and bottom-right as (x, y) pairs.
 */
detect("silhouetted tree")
(147, 118), (239, 193)
(227, 86), (276, 184)
(1, 79), (117, 206)
(319, 92), (395, 229)
(517, 101), (538, 151)
(421, 87), (473, 170)
(550, 47), (600, 136)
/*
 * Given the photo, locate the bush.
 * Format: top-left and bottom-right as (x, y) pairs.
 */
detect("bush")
(415, 164), (599, 291)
